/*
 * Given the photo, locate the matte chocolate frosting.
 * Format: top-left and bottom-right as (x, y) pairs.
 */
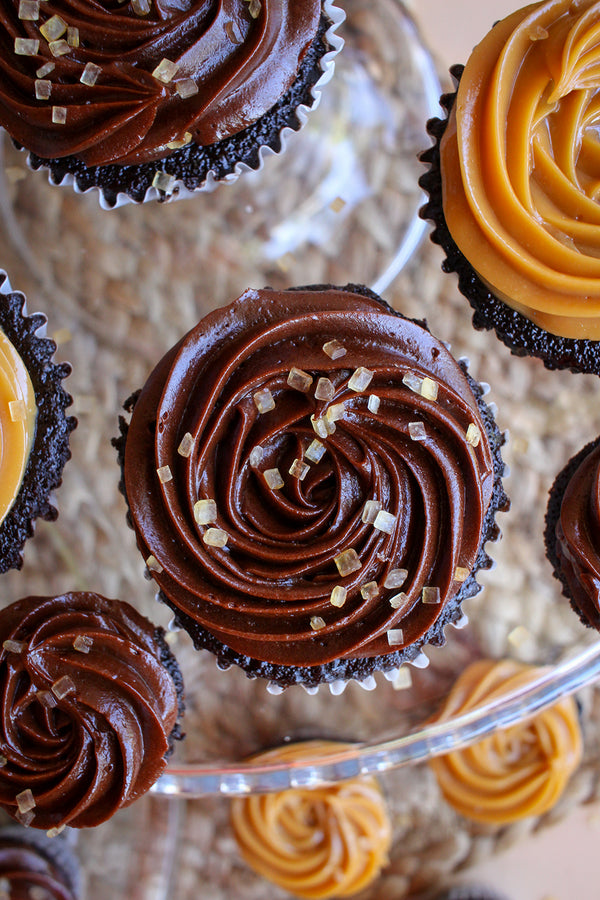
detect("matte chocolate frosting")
(554, 438), (600, 628)
(121, 286), (505, 685)
(0, 0), (321, 165)
(0, 592), (181, 830)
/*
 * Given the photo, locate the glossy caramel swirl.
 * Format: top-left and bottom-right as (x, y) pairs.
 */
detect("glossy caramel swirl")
(555, 439), (600, 627)
(440, 0), (600, 339)
(123, 286), (497, 681)
(0, 593), (180, 830)
(0, 1), (321, 165)
(0, 327), (36, 526)
(429, 659), (582, 824)
(230, 741), (391, 899)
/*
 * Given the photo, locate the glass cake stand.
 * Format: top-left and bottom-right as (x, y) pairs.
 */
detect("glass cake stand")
(1, 1), (600, 898)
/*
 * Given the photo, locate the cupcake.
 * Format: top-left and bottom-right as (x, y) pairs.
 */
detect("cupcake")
(0, 825), (82, 899)
(0, 592), (184, 830)
(116, 283), (509, 690)
(230, 741), (391, 900)
(545, 435), (600, 630)
(0, 272), (75, 573)
(428, 659), (582, 825)
(420, 0), (600, 373)
(0, 0), (344, 208)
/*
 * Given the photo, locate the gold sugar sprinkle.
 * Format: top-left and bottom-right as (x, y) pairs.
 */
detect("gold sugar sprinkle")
(454, 566), (470, 583)
(18, 0), (39, 19)
(314, 377), (335, 402)
(373, 510), (396, 534)
(310, 415), (331, 439)
(249, 445), (263, 467)
(14, 37), (39, 55)
(348, 366), (374, 393)
(322, 340), (347, 360)
(247, 0), (261, 16)
(51, 105), (67, 124)
(289, 459), (309, 481)
(152, 58), (179, 84)
(49, 39), (70, 57)
(80, 61), (101, 86)
(422, 586), (441, 605)
(177, 432), (194, 458)
(360, 581), (379, 600)
(325, 402), (345, 425)
(389, 591), (410, 611)
(387, 629), (404, 646)
(175, 78), (199, 99)
(367, 394), (380, 414)
(310, 616), (326, 632)
(34, 79), (51, 100)
(40, 13), (67, 41)
(46, 825), (66, 838)
(51, 675), (75, 700)
(305, 439), (326, 464)
(263, 468), (284, 490)
(36, 61), (55, 77)
(330, 585), (347, 608)
(73, 635), (93, 654)
(16, 789), (35, 814)
(2, 640), (24, 654)
(167, 132), (193, 149)
(384, 569), (408, 589)
(334, 548), (362, 577)
(466, 423), (481, 448)
(329, 196), (346, 214)
(8, 399), (26, 421)
(287, 367), (313, 392)
(203, 528), (228, 548)
(156, 465), (173, 484)
(421, 377), (438, 401)
(253, 387), (275, 414)
(152, 171), (176, 193)
(194, 498), (217, 525)
(402, 371), (423, 394)
(131, 0), (151, 16)
(508, 625), (531, 648)
(408, 421), (426, 442)
(361, 499), (382, 525)
(67, 25), (79, 47)
(393, 667), (412, 690)
(145, 554), (163, 574)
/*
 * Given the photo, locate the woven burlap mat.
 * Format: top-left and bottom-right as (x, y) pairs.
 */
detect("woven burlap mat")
(1, 22), (600, 893)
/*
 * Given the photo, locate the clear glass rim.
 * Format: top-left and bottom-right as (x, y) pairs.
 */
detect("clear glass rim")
(152, 638), (600, 798)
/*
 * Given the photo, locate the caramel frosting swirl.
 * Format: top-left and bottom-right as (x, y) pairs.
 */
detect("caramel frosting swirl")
(0, 592), (181, 830)
(554, 438), (600, 627)
(440, 0), (600, 339)
(122, 286), (501, 684)
(0, 1), (321, 165)
(429, 659), (582, 824)
(0, 326), (37, 526)
(230, 741), (391, 900)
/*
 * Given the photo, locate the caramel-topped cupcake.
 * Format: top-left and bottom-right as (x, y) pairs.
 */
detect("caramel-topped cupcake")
(428, 659), (582, 824)
(116, 283), (508, 689)
(421, 0), (600, 373)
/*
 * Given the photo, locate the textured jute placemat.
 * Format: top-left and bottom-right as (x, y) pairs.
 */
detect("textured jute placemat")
(1, 23), (600, 894)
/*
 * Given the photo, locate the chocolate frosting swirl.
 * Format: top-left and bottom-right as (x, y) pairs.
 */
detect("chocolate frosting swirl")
(0, 830), (79, 900)
(0, 592), (180, 830)
(429, 659), (582, 824)
(122, 286), (500, 682)
(0, 1), (321, 165)
(555, 438), (600, 626)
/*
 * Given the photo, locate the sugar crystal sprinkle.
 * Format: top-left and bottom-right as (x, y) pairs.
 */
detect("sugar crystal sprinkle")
(287, 367), (313, 392)
(402, 371), (423, 393)
(373, 510), (396, 534)
(80, 61), (101, 86)
(40, 14), (67, 41)
(15, 809), (35, 827)
(322, 340), (347, 360)
(156, 465), (173, 484)
(9, 399), (26, 420)
(73, 635), (93, 654)
(14, 38), (39, 55)
(387, 629), (404, 646)
(314, 377), (335, 401)
(145, 554), (163, 574)
(330, 585), (347, 608)
(16, 790), (36, 814)
(167, 132), (192, 149)
(51, 676), (75, 700)
(47, 825), (66, 838)
(393, 667), (412, 690)
(361, 499), (382, 525)
(18, 0), (39, 19)
(454, 566), (470, 583)
(408, 421), (427, 442)
(389, 592), (410, 611)
(49, 39), (70, 57)
(325, 402), (345, 424)
(36, 61), (55, 77)
(466, 423), (481, 448)
(263, 468), (284, 490)
(175, 78), (199, 99)
(310, 415), (331, 439)
(203, 528), (228, 548)
(0, 756), (6, 768)
(305, 439), (326, 464)
(2, 640), (24, 654)
(253, 387), (275, 414)
(67, 26), (79, 47)
(51, 105), (67, 123)
(310, 616), (326, 632)
(422, 586), (441, 605)
(177, 432), (194, 458)
(152, 58), (179, 83)
(421, 377), (439, 401)
(131, 0), (151, 16)
(348, 366), (374, 392)
(384, 569), (408, 589)
(194, 498), (217, 525)
(360, 581), (379, 600)
(152, 171), (175, 193)
(247, 0), (261, 16)
(334, 548), (362, 577)
(249, 445), (263, 468)
(367, 394), (380, 414)
(36, 690), (57, 709)
(34, 79), (52, 100)
(289, 459), (309, 481)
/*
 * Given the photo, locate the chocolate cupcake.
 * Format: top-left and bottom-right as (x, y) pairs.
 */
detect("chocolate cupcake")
(116, 284), (508, 690)
(0, 273), (75, 573)
(0, 0), (344, 207)
(0, 825), (82, 899)
(0, 592), (184, 830)
(545, 435), (600, 629)
(420, 0), (600, 373)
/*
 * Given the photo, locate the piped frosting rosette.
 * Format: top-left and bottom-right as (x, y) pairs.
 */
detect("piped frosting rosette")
(0, 592), (183, 830)
(428, 659), (583, 824)
(230, 741), (391, 900)
(119, 285), (508, 689)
